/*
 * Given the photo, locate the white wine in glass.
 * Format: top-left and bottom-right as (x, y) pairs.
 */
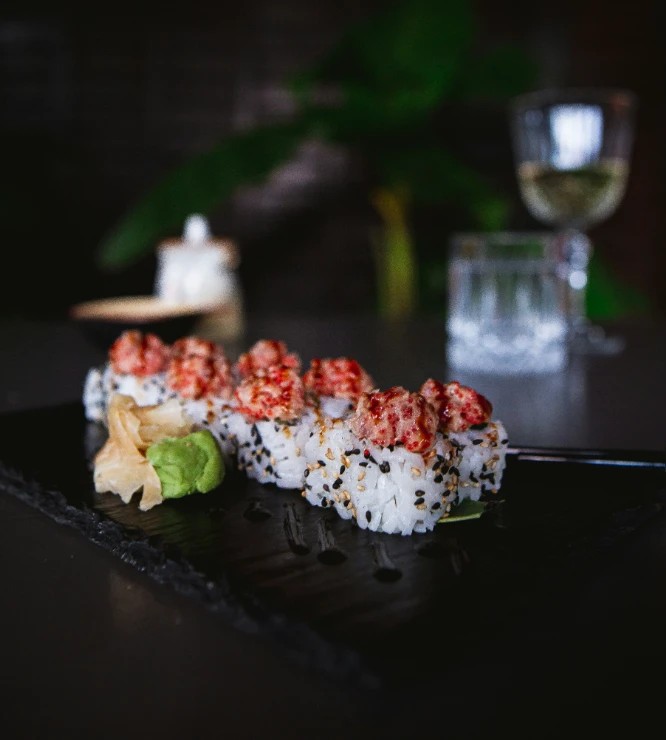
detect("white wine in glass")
(510, 88), (636, 353)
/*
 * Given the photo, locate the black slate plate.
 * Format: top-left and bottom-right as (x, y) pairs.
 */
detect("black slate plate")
(1, 402), (665, 690)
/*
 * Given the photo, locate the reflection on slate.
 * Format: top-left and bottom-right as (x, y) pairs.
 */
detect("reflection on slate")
(0, 402), (665, 689)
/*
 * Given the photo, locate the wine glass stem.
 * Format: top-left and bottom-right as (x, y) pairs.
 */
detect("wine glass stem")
(557, 228), (592, 335)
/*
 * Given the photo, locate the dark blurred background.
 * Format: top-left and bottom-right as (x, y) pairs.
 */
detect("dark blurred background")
(1, 0), (663, 319)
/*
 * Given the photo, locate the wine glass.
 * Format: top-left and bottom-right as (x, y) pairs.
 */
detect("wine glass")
(510, 88), (636, 353)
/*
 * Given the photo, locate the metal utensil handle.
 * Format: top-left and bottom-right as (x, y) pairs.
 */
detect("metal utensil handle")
(506, 446), (666, 470)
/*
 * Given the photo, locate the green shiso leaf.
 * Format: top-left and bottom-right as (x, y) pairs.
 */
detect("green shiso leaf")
(438, 499), (487, 524)
(146, 430), (225, 500)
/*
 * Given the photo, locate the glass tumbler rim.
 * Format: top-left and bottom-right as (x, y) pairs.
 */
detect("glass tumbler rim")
(510, 87), (637, 114)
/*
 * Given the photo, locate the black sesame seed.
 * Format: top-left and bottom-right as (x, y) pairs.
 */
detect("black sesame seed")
(414, 497), (424, 506)
(343, 500), (350, 507)
(332, 478), (343, 489)
(304, 469), (310, 478)
(470, 473), (478, 483)
(501, 438), (509, 444)
(365, 511), (371, 523)
(472, 439), (482, 445)
(415, 489), (425, 496)
(434, 474), (443, 484)
(265, 465), (273, 474)
(340, 465), (346, 475)
(359, 461), (369, 468)
(323, 484), (330, 492)
(449, 466), (460, 476)
(379, 461), (391, 474)
(388, 445), (394, 452)
(432, 502), (441, 510)
(368, 455), (378, 464)
(318, 460), (327, 467)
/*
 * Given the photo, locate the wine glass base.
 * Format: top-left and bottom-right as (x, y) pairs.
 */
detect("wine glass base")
(569, 323), (626, 355)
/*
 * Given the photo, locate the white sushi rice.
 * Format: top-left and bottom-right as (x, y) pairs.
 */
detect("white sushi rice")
(83, 365), (175, 423)
(302, 417), (462, 536)
(83, 366), (106, 423)
(448, 420), (508, 501)
(225, 407), (318, 490)
(317, 396), (355, 419)
(178, 397), (238, 460)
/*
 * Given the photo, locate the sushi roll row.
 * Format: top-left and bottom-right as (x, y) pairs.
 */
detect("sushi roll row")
(83, 331), (508, 535)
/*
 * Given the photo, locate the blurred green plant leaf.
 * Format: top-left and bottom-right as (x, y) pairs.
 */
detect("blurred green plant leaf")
(376, 145), (509, 228)
(454, 44), (538, 99)
(97, 123), (306, 269)
(587, 253), (650, 319)
(293, 0), (474, 95)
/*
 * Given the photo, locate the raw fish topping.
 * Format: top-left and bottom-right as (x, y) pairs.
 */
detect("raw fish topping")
(234, 339), (301, 378)
(109, 330), (170, 376)
(303, 357), (374, 401)
(170, 336), (221, 359)
(420, 379), (492, 433)
(350, 386), (438, 454)
(166, 338), (233, 400)
(234, 365), (306, 422)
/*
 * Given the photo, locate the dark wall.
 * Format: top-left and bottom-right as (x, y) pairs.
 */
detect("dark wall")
(1, 0), (662, 319)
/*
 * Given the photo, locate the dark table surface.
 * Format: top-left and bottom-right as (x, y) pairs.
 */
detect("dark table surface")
(1, 314), (665, 739)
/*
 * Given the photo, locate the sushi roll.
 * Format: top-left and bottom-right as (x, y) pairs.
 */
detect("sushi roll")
(83, 330), (174, 423)
(227, 364), (315, 490)
(302, 387), (462, 536)
(164, 337), (237, 459)
(420, 379), (508, 501)
(302, 357), (374, 419)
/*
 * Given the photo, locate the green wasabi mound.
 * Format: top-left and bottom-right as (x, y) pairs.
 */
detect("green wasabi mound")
(146, 430), (225, 500)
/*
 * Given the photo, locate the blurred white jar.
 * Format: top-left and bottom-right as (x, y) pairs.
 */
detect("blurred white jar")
(447, 232), (567, 375)
(155, 214), (241, 306)
(154, 214), (244, 340)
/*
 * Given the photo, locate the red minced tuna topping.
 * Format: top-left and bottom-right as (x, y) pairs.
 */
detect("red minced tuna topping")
(109, 330), (170, 377)
(419, 379), (492, 433)
(303, 357), (374, 401)
(234, 365), (306, 421)
(166, 337), (233, 400)
(350, 386), (438, 454)
(170, 336), (221, 359)
(234, 339), (301, 379)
